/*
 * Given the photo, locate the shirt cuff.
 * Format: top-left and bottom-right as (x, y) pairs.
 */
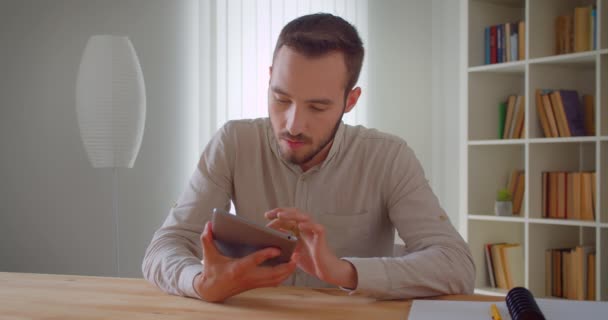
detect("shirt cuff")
(341, 257), (390, 297)
(179, 263), (202, 299)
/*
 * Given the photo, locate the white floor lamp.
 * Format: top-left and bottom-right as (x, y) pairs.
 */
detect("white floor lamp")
(76, 35), (146, 277)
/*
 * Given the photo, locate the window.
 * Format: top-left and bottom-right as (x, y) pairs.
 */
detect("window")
(201, 0), (369, 146)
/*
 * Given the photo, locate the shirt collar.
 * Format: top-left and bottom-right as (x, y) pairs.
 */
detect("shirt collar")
(265, 118), (346, 175)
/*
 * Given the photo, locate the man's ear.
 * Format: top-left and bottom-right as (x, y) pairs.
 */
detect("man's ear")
(344, 87), (362, 113)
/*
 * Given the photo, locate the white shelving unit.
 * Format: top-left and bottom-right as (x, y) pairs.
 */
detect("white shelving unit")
(461, 0), (608, 300)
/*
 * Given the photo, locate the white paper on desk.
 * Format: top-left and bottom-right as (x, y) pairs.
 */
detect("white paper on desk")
(409, 299), (608, 320)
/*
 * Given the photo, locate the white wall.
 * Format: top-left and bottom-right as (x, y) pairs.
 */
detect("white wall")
(367, 0), (461, 227)
(0, 0), (199, 277)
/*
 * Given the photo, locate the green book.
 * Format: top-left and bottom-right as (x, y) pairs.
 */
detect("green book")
(498, 101), (507, 139)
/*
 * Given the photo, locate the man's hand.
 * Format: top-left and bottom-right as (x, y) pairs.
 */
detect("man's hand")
(194, 222), (297, 302)
(265, 208), (358, 289)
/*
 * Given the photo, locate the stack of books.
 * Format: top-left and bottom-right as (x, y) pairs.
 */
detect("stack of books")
(535, 89), (595, 138)
(499, 95), (525, 139)
(546, 246), (596, 300)
(484, 21), (525, 64)
(555, 6), (597, 54)
(485, 243), (523, 290)
(541, 171), (596, 220)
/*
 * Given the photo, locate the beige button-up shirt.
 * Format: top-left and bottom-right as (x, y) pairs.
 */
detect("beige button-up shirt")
(142, 118), (475, 300)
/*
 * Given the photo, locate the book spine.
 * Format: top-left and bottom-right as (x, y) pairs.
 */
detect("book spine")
(491, 26), (497, 64)
(485, 27), (491, 65)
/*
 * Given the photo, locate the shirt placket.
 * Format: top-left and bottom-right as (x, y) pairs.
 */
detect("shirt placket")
(293, 172), (310, 286)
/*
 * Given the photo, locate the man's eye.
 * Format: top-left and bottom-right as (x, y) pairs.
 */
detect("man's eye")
(311, 106), (326, 112)
(273, 96), (289, 104)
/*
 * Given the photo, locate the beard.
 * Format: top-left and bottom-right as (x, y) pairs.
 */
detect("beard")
(276, 114), (343, 166)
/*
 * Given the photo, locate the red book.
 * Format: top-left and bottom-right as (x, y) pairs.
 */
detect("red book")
(490, 26), (497, 64)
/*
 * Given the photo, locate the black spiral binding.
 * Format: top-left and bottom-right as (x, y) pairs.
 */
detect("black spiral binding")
(505, 287), (546, 320)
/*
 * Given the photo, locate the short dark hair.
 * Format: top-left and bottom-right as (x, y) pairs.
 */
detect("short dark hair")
(272, 13), (364, 96)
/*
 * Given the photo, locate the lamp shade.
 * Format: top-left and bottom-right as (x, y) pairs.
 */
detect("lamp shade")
(76, 35), (146, 168)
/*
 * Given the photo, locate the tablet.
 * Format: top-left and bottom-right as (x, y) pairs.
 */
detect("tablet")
(210, 208), (298, 266)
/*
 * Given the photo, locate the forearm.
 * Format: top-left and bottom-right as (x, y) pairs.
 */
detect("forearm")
(142, 227), (203, 298)
(343, 241), (475, 300)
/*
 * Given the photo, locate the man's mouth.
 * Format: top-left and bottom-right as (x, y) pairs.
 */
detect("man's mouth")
(283, 138), (305, 149)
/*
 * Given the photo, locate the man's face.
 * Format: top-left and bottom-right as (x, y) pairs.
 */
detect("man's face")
(268, 46), (356, 169)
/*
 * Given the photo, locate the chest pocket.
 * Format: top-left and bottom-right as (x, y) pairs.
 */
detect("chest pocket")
(317, 210), (377, 255)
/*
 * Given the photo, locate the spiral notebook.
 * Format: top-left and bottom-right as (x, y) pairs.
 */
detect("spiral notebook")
(410, 288), (608, 320)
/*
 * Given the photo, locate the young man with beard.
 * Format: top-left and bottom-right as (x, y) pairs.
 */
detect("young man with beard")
(143, 13), (474, 302)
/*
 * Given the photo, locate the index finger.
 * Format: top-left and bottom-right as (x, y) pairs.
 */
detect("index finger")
(264, 208), (311, 223)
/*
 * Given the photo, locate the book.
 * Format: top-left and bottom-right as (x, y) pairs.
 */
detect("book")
(485, 27), (490, 65)
(497, 24), (503, 63)
(556, 172), (566, 219)
(549, 91), (572, 137)
(548, 172), (558, 219)
(510, 24), (518, 61)
(505, 23), (511, 62)
(512, 96), (525, 139)
(502, 244), (524, 289)
(580, 172), (594, 221)
(491, 25), (497, 64)
(535, 89), (552, 137)
(587, 253), (596, 300)
(583, 95), (595, 136)
(565, 15), (573, 53)
(574, 6), (591, 52)
(512, 172), (524, 215)
(559, 90), (586, 137)
(542, 172), (548, 218)
(491, 244), (508, 289)
(518, 21), (525, 60)
(554, 249), (562, 297)
(556, 16), (563, 54)
(570, 172), (582, 220)
(592, 8), (597, 50)
(591, 172), (596, 213)
(503, 95), (516, 139)
(541, 93), (559, 137)
(485, 244), (496, 288)
(507, 170), (520, 198)
(508, 95), (523, 138)
(498, 101), (507, 139)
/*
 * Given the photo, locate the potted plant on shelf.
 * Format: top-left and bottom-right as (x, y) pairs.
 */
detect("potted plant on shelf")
(495, 188), (513, 216)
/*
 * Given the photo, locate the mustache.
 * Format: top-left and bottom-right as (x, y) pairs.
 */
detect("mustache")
(279, 131), (312, 143)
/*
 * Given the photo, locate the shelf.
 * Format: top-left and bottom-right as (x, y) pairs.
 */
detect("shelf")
(529, 137), (600, 144)
(468, 61), (525, 73)
(469, 214), (525, 223)
(468, 139), (525, 146)
(529, 51), (599, 67)
(474, 287), (508, 297)
(528, 218), (597, 227)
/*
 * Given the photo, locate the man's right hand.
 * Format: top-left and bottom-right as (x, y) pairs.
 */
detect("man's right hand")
(193, 222), (298, 302)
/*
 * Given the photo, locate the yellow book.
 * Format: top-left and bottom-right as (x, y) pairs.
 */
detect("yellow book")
(574, 7), (591, 52)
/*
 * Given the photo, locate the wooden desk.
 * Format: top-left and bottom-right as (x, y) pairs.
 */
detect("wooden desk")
(0, 272), (501, 319)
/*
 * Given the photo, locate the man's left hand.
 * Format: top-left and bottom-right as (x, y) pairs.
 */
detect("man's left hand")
(265, 207), (358, 289)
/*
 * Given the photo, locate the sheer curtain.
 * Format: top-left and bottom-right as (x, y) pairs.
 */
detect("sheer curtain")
(200, 0), (369, 149)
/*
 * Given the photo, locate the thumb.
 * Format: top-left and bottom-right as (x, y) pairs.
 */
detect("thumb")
(200, 222), (220, 263)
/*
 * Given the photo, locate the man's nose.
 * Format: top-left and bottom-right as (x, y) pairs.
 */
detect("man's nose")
(285, 104), (305, 136)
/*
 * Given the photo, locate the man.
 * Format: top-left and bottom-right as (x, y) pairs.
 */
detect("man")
(142, 13), (474, 302)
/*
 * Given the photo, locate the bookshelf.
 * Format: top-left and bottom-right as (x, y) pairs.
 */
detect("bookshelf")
(461, 0), (607, 300)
